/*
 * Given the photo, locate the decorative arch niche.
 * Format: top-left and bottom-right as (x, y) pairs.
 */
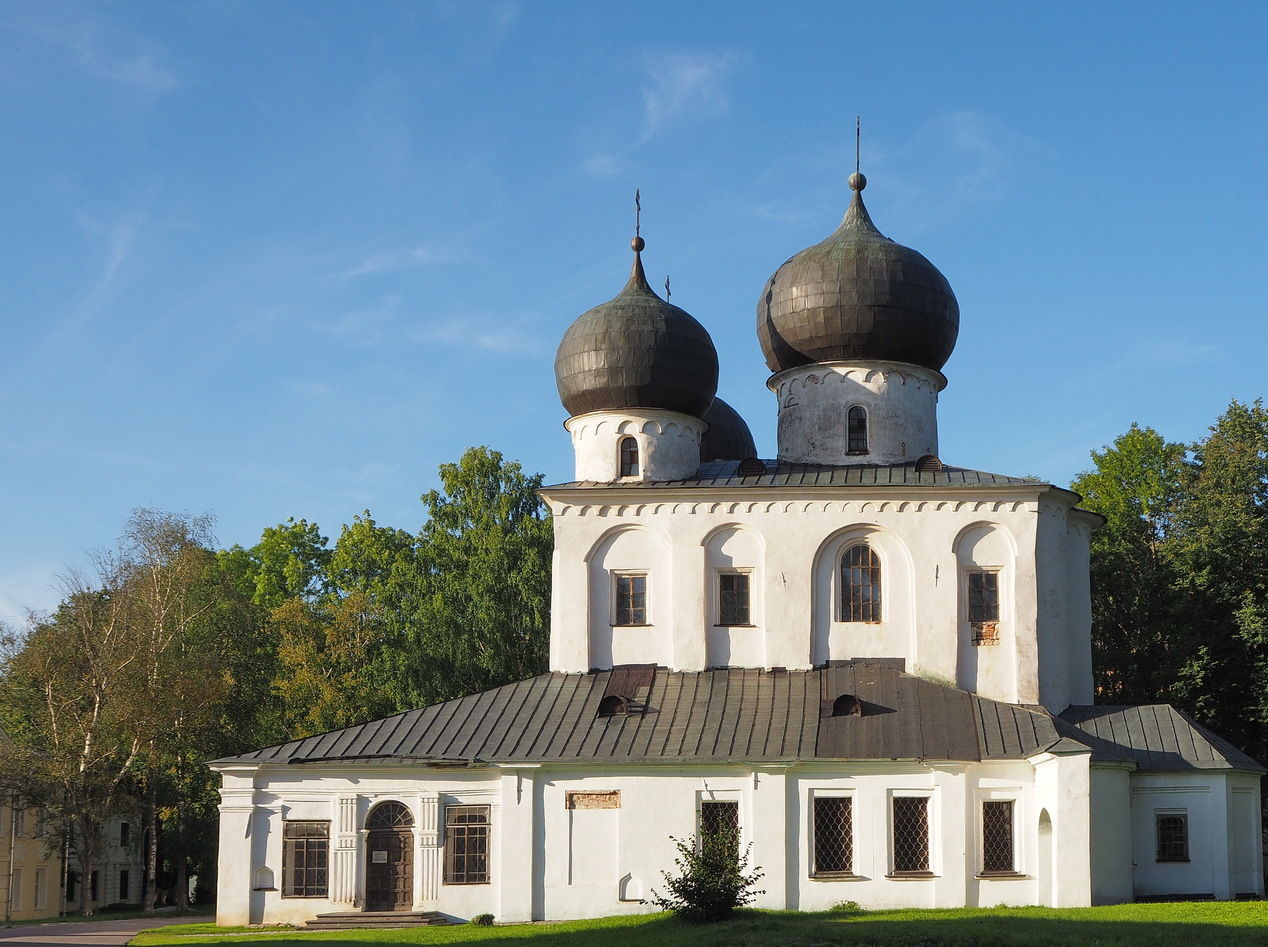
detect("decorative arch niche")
(811, 525), (915, 667)
(953, 522), (1017, 700)
(702, 524), (765, 669)
(585, 525), (672, 670)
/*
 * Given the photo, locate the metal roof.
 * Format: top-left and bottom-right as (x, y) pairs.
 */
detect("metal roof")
(1059, 705), (1264, 772)
(217, 663), (1093, 768)
(547, 459), (1043, 491)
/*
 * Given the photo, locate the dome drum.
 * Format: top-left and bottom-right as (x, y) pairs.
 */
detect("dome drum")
(566, 408), (705, 483)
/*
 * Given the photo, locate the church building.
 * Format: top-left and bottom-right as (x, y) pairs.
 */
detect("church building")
(212, 171), (1264, 926)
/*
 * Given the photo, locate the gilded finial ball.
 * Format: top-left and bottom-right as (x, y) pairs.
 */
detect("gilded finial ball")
(848, 171), (867, 191)
(631, 236), (645, 252)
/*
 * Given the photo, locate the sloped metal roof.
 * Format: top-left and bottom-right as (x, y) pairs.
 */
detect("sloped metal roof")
(1060, 705), (1264, 772)
(215, 663), (1080, 768)
(546, 459), (1042, 491)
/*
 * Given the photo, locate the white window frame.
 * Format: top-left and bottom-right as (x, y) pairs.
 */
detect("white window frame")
(808, 788), (857, 879)
(33, 867), (46, 910)
(611, 570), (650, 627)
(974, 789), (1024, 877)
(887, 789), (937, 878)
(714, 568), (754, 627)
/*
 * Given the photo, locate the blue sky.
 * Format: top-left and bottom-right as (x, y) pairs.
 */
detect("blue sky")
(2, 1), (1266, 624)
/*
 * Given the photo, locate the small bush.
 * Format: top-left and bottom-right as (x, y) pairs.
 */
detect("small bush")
(830, 899), (862, 914)
(651, 831), (764, 923)
(470, 913), (495, 926)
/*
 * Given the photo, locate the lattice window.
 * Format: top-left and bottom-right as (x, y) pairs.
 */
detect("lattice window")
(718, 571), (751, 625)
(444, 805), (491, 884)
(813, 796), (853, 875)
(841, 544), (881, 622)
(614, 573), (648, 625)
(969, 570), (1000, 645)
(282, 821), (329, 897)
(981, 801), (1015, 873)
(619, 437), (639, 477)
(700, 800), (740, 859)
(1155, 812), (1189, 862)
(847, 406), (868, 454)
(367, 800), (414, 829)
(891, 797), (930, 873)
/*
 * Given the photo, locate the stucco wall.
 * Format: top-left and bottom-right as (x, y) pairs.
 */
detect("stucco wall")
(546, 483), (1091, 709)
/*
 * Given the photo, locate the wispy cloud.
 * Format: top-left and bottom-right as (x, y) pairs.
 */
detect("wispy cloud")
(340, 245), (463, 279)
(6, 6), (177, 96)
(639, 49), (738, 143)
(1140, 340), (1221, 368)
(410, 314), (542, 354)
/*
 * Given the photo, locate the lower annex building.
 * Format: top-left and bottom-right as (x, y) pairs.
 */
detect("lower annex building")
(212, 171), (1264, 925)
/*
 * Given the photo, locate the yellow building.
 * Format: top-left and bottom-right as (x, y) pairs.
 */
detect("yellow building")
(0, 802), (60, 922)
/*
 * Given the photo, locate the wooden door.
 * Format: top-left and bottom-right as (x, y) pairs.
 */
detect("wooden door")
(366, 829), (413, 911)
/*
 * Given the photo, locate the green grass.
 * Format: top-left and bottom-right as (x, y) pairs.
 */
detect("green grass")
(130, 902), (1268, 946)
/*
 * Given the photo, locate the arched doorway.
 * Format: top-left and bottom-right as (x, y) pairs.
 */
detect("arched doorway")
(366, 801), (414, 911)
(1037, 809), (1053, 907)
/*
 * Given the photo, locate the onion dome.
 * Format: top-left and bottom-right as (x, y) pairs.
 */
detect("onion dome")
(756, 172), (959, 374)
(556, 236), (719, 417)
(700, 397), (757, 461)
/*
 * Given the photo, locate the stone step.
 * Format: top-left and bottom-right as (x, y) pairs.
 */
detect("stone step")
(305, 910), (452, 929)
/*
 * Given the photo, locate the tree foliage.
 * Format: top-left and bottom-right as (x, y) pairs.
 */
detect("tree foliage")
(1075, 401), (1268, 761)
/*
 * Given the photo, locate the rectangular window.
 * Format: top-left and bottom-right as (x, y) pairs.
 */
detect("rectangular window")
(981, 801), (1015, 873)
(90, 870), (98, 903)
(11, 868), (21, 911)
(118, 869), (130, 902)
(12, 807), (24, 838)
(120, 822), (130, 848)
(700, 800), (740, 860)
(812, 796), (853, 876)
(717, 571), (751, 626)
(444, 805), (491, 884)
(1155, 812), (1189, 862)
(33, 868), (46, 910)
(613, 573), (648, 626)
(891, 796), (930, 874)
(281, 821), (329, 898)
(968, 571), (999, 623)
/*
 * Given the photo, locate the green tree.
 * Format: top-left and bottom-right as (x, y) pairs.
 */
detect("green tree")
(1071, 424), (1189, 702)
(401, 447), (552, 706)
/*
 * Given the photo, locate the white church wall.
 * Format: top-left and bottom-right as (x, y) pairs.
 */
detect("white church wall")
(1031, 751), (1093, 908)
(769, 362), (943, 466)
(546, 485), (1088, 710)
(565, 410), (704, 484)
(1088, 764), (1134, 904)
(1128, 770), (1263, 900)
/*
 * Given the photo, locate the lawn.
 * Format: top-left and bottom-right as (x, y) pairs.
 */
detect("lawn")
(131, 902), (1268, 946)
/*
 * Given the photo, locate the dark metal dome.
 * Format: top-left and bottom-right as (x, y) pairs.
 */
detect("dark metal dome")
(756, 177), (959, 374)
(700, 397), (757, 461)
(556, 242), (719, 417)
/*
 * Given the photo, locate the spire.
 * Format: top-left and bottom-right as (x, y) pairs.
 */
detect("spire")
(840, 119), (881, 236)
(624, 187), (657, 296)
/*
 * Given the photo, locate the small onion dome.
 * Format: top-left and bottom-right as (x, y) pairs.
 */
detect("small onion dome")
(556, 237), (719, 417)
(756, 173), (959, 374)
(700, 397), (757, 461)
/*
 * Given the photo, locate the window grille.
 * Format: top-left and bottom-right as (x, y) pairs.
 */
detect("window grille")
(700, 800), (740, 859)
(444, 805), (491, 884)
(718, 572), (751, 625)
(281, 821), (329, 898)
(841, 544), (881, 622)
(847, 406), (868, 454)
(968, 572), (999, 623)
(614, 574), (647, 625)
(367, 801), (414, 829)
(891, 797), (930, 873)
(619, 437), (639, 477)
(1155, 813), (1189, 862)
(981, 801), (1015, 872)
(813, 796), (853, 875)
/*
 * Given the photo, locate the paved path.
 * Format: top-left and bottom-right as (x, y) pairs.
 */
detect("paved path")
(0, 915), (213, 946)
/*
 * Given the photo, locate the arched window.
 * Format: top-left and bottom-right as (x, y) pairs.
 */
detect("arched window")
(366, 801), (414, 829)
(619, 436), (640, 477)
(847, 406), (868, 455)
(840, 544), (881, 622)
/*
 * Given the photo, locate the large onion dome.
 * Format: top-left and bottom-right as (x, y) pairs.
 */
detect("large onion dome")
(700, 397), (757, 461)
(556, 237), (719, 417)
(756, 173), (959, 374)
